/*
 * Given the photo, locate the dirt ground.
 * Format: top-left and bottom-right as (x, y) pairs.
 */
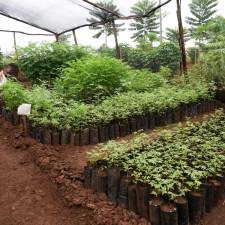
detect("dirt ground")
(0, 113), (224, 225)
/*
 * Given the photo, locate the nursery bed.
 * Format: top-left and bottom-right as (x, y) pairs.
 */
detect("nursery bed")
(85, 110), (225, 225)
(0, 111), (225, 225)
(1, 99), (221, 146)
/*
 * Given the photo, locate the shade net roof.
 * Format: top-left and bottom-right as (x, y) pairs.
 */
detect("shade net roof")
(0, 0), (172, 35)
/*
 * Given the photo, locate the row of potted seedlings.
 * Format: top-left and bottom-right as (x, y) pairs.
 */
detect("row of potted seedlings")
(84, 164), (225, 225)
(0, 99), (221, 146)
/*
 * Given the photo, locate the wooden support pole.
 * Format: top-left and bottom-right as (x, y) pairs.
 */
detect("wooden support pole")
(55, 34), (59, 42)
(159, 0), (163, 43)
(13, 31), (17, 53)
(72, 29), (78, 45)
(176, 0), (187, 74)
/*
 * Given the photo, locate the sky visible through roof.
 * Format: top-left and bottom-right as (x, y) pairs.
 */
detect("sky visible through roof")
(0, 0), (224, 54)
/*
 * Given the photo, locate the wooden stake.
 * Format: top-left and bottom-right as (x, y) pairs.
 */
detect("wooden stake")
(21, 115), (28, 136)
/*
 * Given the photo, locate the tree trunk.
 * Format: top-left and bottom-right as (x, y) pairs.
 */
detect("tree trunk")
(176, 0), (187, 74)
(72, 29), (78, 45)
(112, 20), (120, 59)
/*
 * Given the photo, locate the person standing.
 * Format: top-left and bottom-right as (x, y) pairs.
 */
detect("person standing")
(0, 70), (7, 87)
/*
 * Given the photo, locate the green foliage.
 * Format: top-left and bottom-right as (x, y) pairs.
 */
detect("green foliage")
(1, 78), (213, 131)
(186, 0), (218, 34)
(0, 50), (3, 69)
(98, 45), (116, 57)
(194, 16), (225, 42)
(27, 85), (62, 128)
(15, 42), (90, 84)
(54, 56), (130, 103)
(88, 110), (225, 200)
(187, 49), (225, 88)
(122, 68), (169, 92)
(195, 16), (225, 49)
(119, 42), (180, 73)
(153, 42), (180, 73)
(1, 80), (28, 110)
(166, 27), (190, 44)
(98, 42), (180, 73)
(136, 33), (160, 51)
(187, 47), (200, 64)
(130, 0), (159, 41)
(200, 50), (225, 88)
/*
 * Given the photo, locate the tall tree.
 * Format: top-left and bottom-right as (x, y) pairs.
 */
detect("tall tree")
(166, 27), (190, 44)
(194, 16), (225, 42)
(130, 0), (160, 41)
(186, 0), (218, 33)
(87, 0), (124, 57)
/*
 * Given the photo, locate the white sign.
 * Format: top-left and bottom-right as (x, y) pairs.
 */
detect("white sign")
(17, 104), (31, 116)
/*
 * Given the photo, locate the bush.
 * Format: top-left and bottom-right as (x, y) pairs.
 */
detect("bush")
(122, 68), (169, 92)
(98, 42), (180, 74)
(1, 80), (28, 110)
(15, 42), (90, 83)
(201, 50), (225, 88)
(154, 42), (180, 72)
(187, 50), (225, 89)
(54, 56), (130, 103)
(120, 42), (180, 73)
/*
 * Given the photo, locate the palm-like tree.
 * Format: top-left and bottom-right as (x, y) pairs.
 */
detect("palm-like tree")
(130, 0), (160, 41)
(166, 27), (190, 44)
(87, 0), (125, 57)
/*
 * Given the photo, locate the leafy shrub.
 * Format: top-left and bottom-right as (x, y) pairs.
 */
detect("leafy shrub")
(15, 42), (90, 83)
(201, 50), (225, 88)
(121, 42), (180, 73)
(98, 42), (180, 73)
(1, 80), (28, 110)
(27, 85), (66, 128)
(98, 45), (116, 57)
(187, 50), (225, 89)
(122, 68), (169, 92)
(54, 56), (130, 103)
(154, 42), (180, 72)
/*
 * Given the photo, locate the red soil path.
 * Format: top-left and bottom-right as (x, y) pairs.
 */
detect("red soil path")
(0, 114), (224, 225)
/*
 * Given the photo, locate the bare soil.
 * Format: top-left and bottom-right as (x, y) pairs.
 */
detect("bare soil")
(0, 112), (224, 225)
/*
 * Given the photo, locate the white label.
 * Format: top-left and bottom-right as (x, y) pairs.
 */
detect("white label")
(17, 104), (31, 115)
